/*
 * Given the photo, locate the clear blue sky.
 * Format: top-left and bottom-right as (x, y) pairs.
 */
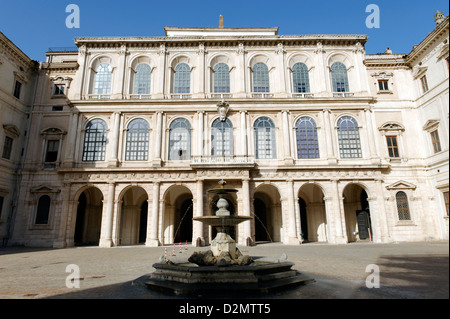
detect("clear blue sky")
(0, 0), (448, 61)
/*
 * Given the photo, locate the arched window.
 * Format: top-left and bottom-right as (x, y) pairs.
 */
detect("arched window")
(133, 63), (151, 95)
(211, 118), (234, 156)
(125, 119), (149, 161)
(173, 63), (191, 94)
(292, 63), (310, 93)
(331, 62), (349, 93)
(82, 119), (107, 162)
(252, 63), (270, 93)
(93, 63), (112, 95)
(296, 117), (319, 159)
(35, 195), (51, 225)
(396, 191), (411, 220)
(337, 116), (362, 158)
(169, 118), (191, 160)
(213, 63), (230, 93)
(254, 117), (276, 159)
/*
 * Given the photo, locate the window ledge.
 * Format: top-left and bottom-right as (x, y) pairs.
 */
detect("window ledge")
(377, 90), (393, 94)
(395, 221), (416, 226)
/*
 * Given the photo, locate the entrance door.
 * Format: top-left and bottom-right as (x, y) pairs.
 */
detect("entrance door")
(299, 198), (308, 241)
(356, 210), (372, 240)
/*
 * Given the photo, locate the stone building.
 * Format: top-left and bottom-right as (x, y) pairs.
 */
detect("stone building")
(0, 32), (38, 245)
(3, 13), (449, 248)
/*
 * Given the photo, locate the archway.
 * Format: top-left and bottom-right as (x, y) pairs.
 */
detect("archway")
(163, 185), (193, 245)
(119, 186), (148, 246)
(253, 184), (282, 243)
(343, 184), (372, 242)
(298, 184), (328, 243)
(74, 187), (103, 246)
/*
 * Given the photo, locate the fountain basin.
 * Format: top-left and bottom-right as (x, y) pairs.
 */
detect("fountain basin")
(146, 261), (315, 295)
(193, 215), (252, 227)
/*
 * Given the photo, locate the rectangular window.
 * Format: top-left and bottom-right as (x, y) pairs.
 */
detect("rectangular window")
(420, 75), (429, 93)
(386, 136), (400, 158)
(444, 191), (449, 217)
(378, 80), (389, 91)
(13, 81), (22, 99)
(45, 140), (59, 163)
(53, 84), (65, 96)
(2, 136), (13, 160)
(431, 130), (442, 153)
(0, 196), (4, 219)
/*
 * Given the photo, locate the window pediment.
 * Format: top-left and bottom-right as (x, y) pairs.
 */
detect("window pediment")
(423, 119), (440, 131)
(386, 180), (416, 190)
(3, 124), (20, 137)
(412, 65), (428, 79)
(30, 185), (61, 193)
(378, 121), (405, 132)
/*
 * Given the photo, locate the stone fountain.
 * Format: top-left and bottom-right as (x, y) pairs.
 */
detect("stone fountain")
(145, 180), (314, 295)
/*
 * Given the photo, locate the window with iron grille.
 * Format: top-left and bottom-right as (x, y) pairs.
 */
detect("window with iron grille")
(82, 119), (107, 162)
(169, 118), (191, 160)
(133, 64), (151, 95)
(252, 63), (270, 93)
(296, 117), (319, 159)
(254, 117), (276, 159)
(173, 63), (191, 94)
(213, 63), (230, 93)
(292, 63), (310, 93)
(212, 118), (234, 156)
(337, 116), (362, 158)
(331, 62), (349, 93)
(126, 119), (149, 161)
(396, 191), (411, 220)
(93, 63), (112, 95)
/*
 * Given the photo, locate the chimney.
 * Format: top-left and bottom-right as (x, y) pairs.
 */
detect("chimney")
(219, 15), (224, 28)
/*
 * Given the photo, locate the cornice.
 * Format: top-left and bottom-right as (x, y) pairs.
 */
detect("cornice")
(406, 15), (449, 64)
(74, 34), (368, 49)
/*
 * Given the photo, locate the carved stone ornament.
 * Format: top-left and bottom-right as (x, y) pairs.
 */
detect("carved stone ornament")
(217, 100), (230, 122)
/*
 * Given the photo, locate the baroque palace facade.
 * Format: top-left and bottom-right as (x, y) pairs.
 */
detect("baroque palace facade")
(1, 14), (449, 248)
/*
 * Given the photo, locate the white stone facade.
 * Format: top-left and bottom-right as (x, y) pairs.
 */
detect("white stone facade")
(2, 15), (449, 248)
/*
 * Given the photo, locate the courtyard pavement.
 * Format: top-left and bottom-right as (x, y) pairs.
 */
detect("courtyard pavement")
(0, 241), (448, 300)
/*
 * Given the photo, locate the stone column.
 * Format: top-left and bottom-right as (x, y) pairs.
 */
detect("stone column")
(197, 111), (204, 156)
(330, 179), (347, 244)
(286, 179), (299, 245)
(235, 43), (247, 98)
(193, 179), (205, 246)
(112, 44), (127, 99)
(282, 111), (293, 163)
(100, 183), (115, 248)
(73, 45), (87, 100)
(240, 111), (248, 157)
(53, 183), (71, 248)
(323, 109), (337, 163)
(63, 111), (79, 167)
(153, 112), (163, 167)
(146, 182), (160, 247)
(242, 178), (252, 245)
(109, 112), (121, 167)
(153, 44), (167, 99)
